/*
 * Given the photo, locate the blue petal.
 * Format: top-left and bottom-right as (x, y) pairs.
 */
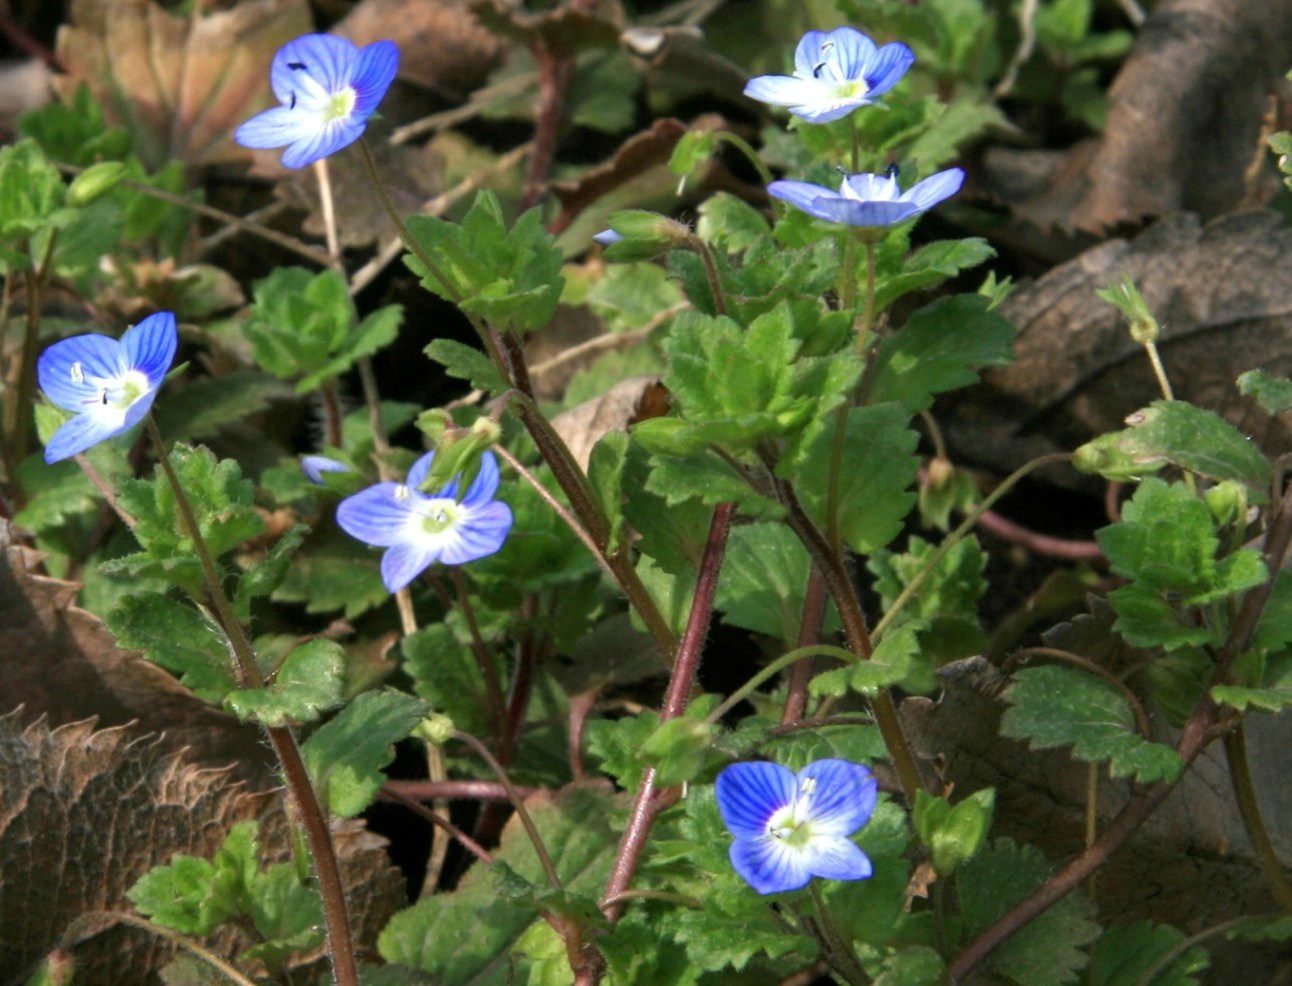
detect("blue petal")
(823, 27), (878, 82)
(593, 229), (624, 247)
(816, 199), (923, 228)
(715, 761), (796, 838)
(801, 836), (873, 883)
(302, 455), (350, 484)
(44, 408), (125, 463)
(235, 106), (319, 151)
(381, 540), (438, 592)
(438, 501), (513, 565)
(281, 118), (365, 169)
(351, 40), (399, 118)
(406, 451), (437, 490)
(461, 451), (501, 507)
(730, 835), (813, 895)
(122, 311), (177, 385)
(336, 483), (416, 547)
(120, 388), (160, 435)
(900, 168), (965, 211)
(791, 98), (867, 125)
(842, 172), (901, 203)
(863, 42), (916, 98)
(744, 75), (828, 109)
(767, 180), (839, 221)
(37, 334), (122, 410)
(270, 34), (358, 104)
(793, 30), (831, 80)
(796, 759), (878, 836)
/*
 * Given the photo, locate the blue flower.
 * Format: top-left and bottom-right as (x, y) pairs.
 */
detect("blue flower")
(769, 167), (965, 228)
(37, 311), (178, 463)
(336, 450), (513, 592)
(744, 27), (914, 124)
(715, 758), (878, 895)
(234, 33), (399, 169)
(302, 455), (351, 485)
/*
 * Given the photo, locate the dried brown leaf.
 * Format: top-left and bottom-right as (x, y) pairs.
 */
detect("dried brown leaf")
(0, 711), (406, 984)
(470, 0), (624, 54)
(0, 520), (267, 776)
(944, 210), (1292, 479)
(550, 374), (667, 471)
(53, 0), (313, 169)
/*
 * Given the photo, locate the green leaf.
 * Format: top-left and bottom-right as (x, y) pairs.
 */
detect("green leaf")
(297, 303), (403, 392)
(958, 840), (1102, 986)
(1076, 401), (1272, 500)
(401, 621), (492, 738)
(1001, 665), (1183, 783)
(242, 266), (356, 387)
(234, 525), (307, 619)
(242, 860), (324, 969)
(585, 261), (685, 332)
(873, 237), (996, 313)
(379, 786), (620, 983)
(1238, 369), (1292, 415)
(868, 294), (1016, 413)
(127, 821), (259, 936)
(271, 530), (391, 619)
(782, 402), (919, 555)
(424, 338), (507, 393)
(224, 639), (346, 726)
(716, 522), (833, 643)
(696, 191), (772, 254)
(586, 710), (660, 792)
(643, 450), (785, 520)
(871, 945), (947, 986)
(809, 624), (919, 697)
(302, 690), (429, 817)
(403, 191), (564, 333)
(108, 593), (236, 702)
(1087, 921), (1208, 986)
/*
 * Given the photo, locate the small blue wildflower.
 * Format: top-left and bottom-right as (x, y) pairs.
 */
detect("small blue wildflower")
(592, 229), (624, 247)
(234, 33), (399, 169)
(715, 758), (878, 895)
(37, 311), (178, 463)
(302, 455), (351, 485)
(769, 167), (965, 229)
(744, 27), (914, 124)
(336, 450), (513, 592)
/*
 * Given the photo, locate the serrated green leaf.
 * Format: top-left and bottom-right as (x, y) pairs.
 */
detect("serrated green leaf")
(783, 402), (919, 555)
(403, 191), (564, 333)
(1238, 369), (1292, 416)
(640, 449), (785, 520)
(298, 303), (403, 392)
(401, 622), (492, 738)
(302, 690), (429, 817)
(873, 238), (996, 313)
(379, 786), (620, 983)
(243, 861), (324, 970)
(424, 338), (507, 393)
(1087, 920), (1208, 986)
(716, 522), (833, 643)
(233, 525), (306, 620)
(810, 624), (919, 697)
(868, 294), (1016, 413)
(697, 191), (772, 254)
(1081, 402), (1271, 500)
(108, 593), (235, 702)
(224, 639), (345, 726)
(586, 711), (660, 791)
(127, 821), (259, 936)
(271, 530), (391, 618)
(871, 945), (947, 986)
(585, 261), (685, 332)
(958, 840), (1101, 986)
(1001, 665), (1182, 782)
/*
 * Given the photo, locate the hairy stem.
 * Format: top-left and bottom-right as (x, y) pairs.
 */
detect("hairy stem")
(1222, 724), (1292, 910)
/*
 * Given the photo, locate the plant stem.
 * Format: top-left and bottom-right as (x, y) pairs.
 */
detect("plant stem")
(782, 567), (831, 724)
(947, 697), (1219, 982)
(1222, 724), (1292, 910)
(8, 232), (56, 470)
(708, 643), (858, 727)
(809, 882), (869, 986)
(62, 911), (259, 986)
(143, 418), (360, 986)
(597, 502), (736, 942)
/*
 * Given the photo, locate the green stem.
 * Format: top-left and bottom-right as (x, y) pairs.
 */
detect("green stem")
(9, 232), (57, 469)
(714, 130), (776, 188)
(809, 882), (868, 986)
(143, 418), (360, 986)
(62, 912), (259, 986)
(705, 644), (858, 727)
(690, 236), (728, 317)
(1222, 724), (1292, 911)
(873, 453), (1075, 644)
(454, 730), (563, 890)
(1131, 913), (1282, 986)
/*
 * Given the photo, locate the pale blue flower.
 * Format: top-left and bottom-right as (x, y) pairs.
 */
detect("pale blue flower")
(715, 758), (877, 895)
(37, 311), (178, 463)
(336, 450), (513, 592)
(592, 229), (624, 247)
(235, 33), (399, 169)
(770, 167), (965, 228)
(744, 28), (914, 124)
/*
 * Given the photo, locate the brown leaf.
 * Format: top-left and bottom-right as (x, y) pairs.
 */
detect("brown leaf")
(944, 210), (1292, 480)
(992, 0), (1292, 233)
(0, 712), (406, 983)
(470, 0), (624, 54)
(53, 0), (313, 169)
(0, 520), (268, 777)
(550, 374), (667, 471)
(334, 0), (503, 96)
